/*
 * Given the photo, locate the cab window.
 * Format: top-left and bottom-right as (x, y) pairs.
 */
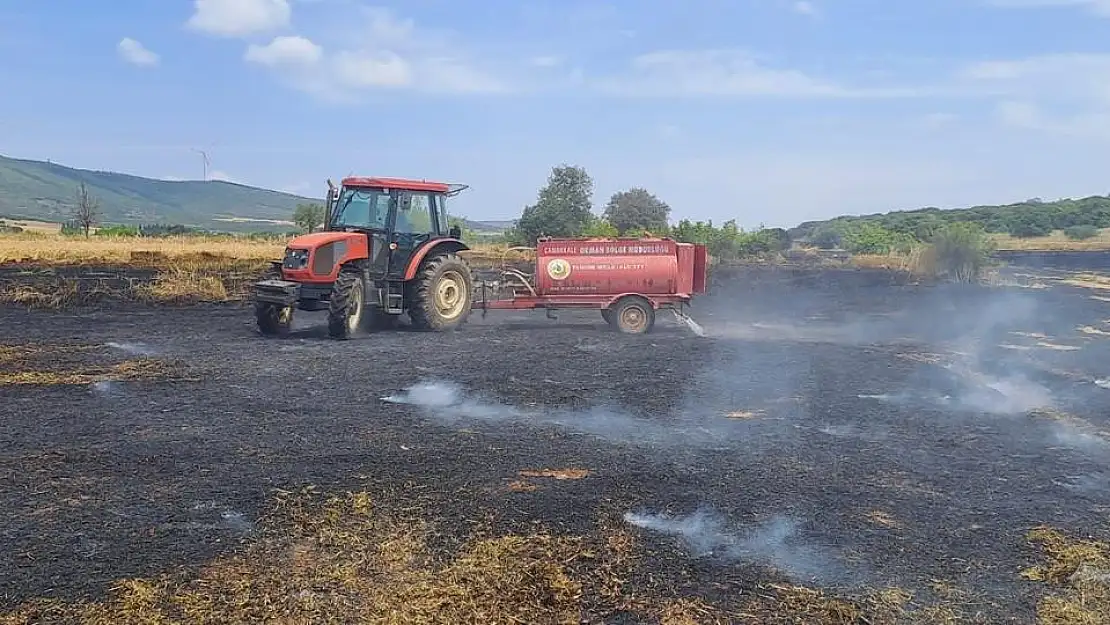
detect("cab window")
(433, 194), (450, 235)
(395, 192), (434, 234)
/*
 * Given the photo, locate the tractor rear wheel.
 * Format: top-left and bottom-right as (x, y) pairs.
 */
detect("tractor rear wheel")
(327, 267), (365, 339)
(608, 296), (655, 334)
(256, 302), (293, 336)
(408, 252), (473, 331)
(601, 308), (614, 325)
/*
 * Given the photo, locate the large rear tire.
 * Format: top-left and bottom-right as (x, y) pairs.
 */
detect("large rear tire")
(408, 252), (473, 331)
(328, 268), (365, 339)
(608, 296), (655, 334)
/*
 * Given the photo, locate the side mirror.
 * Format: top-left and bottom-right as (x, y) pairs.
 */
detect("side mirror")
(449, 225), (461, 239)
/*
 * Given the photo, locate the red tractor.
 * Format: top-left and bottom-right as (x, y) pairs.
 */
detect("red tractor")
(252, 176), (710, 338)
(251, 176), (474, 338)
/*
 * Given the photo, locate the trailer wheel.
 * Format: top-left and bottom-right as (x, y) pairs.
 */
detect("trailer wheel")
(408, 252), (473, 331)
(256, 302), (293, 336)
(328, 267), (365, 339)
(609, 296), (655, 334)
(601, 308), (613, 325)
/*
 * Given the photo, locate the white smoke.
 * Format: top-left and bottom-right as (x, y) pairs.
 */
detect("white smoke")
(623, 509), (840, 583)
(106, 341), (157, 356)
(381, 379), (776, 447)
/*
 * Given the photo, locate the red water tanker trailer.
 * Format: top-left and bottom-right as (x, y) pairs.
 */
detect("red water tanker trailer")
(474, 237), (709, 334)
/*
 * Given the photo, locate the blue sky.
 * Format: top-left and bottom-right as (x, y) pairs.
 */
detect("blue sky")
(3, 0), (1110, 227)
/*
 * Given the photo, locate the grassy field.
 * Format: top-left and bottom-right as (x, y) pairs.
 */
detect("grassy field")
(991, 229), (1110, 251)
(0, 232), (529, 307)
(0, 218), (62, 234)
(0, 232), (284, 266)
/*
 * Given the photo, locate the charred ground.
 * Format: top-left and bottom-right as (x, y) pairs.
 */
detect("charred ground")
(1, 264), (1109, 622)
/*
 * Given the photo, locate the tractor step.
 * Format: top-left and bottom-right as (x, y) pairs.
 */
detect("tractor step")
(384, 281), (405, 314)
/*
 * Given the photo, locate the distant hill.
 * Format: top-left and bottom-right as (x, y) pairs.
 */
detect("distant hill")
(0, 154), (509, 233)
(788, 195), (1110, 243)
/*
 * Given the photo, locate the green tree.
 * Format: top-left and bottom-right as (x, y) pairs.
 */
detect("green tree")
(447, 215), (477, 242)
(581, 214), (619, 237)
(1006, 213), (1053, 238)
(810, 226), (843, 249)
(841, 222), (901, 254)
(603, 187), (670, 234)
(1064, 224), (1100, 240)
(931, 222), (994, 283)
(758, 227), (792, 252)
(514, 164), (594, 243)
(293, 203), (326, 233)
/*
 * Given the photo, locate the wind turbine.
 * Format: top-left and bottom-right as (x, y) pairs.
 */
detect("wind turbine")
(191, 147), (211, 181)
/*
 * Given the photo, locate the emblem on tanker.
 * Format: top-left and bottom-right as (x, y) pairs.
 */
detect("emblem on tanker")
(546, 258), (571, 280)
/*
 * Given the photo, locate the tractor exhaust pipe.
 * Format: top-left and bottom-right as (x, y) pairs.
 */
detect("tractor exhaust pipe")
(324, 179), (337, 229)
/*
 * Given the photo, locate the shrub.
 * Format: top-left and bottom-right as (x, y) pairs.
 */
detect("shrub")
(841, 223), (914, 255)
(1007, 215), (1053, 238)
(810, 227), (842, 249)
(95, 224), (140, 237)
(1064, 225), (1100, 241)
(580, 215), (619, 238)
(931, 222), (994, 283)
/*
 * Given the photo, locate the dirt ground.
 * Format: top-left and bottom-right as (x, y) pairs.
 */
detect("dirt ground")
(2, 264), (1109, 622)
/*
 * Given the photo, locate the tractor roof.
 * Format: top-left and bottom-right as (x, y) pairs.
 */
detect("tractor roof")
(342, 176), (453, 193)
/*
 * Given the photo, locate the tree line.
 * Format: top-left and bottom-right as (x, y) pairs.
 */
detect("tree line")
(791, 195), (1110, 249)
(502, 164), (792, 260)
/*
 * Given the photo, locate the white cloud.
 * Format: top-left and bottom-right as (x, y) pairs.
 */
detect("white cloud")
(986, 0), (1110, 17)
(186, 0), (290, 37)
(791, 1), (820, 17)
(246, 7), (508, 97)
(245, 35), (321, 67)
(596, 50), (920, 98)
(955, 53), (1110, 138)
(529, 55), (564, 68)
(332, 50), (412, 88)
(117, 38), (159, 67)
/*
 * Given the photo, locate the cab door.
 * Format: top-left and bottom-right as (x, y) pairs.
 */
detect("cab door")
(387, 190), (437, 278)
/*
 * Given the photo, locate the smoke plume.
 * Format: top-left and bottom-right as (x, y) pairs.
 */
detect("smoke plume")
(382, 379), (781, 448)
(623, 508), (842, 584)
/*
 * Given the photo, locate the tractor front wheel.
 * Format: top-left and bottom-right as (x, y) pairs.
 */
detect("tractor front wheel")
(256, 302), (293, 336)
(608, 296), (655, 334)
(327, 268), (365, 339)
(408, 252), (473, 331)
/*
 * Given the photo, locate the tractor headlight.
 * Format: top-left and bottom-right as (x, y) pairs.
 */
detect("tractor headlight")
(283, 247), (309, 270)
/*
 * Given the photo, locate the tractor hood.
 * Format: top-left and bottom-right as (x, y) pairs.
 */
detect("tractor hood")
(287, 231), (363, 250)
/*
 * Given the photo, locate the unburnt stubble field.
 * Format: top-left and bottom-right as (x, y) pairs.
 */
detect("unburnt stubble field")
(1, 247), (1110, 622)
(0, 233), (523, 308)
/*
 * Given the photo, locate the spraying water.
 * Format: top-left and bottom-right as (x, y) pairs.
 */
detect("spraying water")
(672, 310), (707, 337)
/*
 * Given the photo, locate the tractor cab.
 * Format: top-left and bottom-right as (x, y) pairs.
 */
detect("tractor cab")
(320, 177), (467, 280)
(252, 176), (474, 339)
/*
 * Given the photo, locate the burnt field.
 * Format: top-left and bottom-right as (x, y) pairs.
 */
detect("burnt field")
(2, 265), (1110, 623)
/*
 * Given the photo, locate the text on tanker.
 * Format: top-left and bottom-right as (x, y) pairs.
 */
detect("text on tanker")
(542, 244), (671, 256)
